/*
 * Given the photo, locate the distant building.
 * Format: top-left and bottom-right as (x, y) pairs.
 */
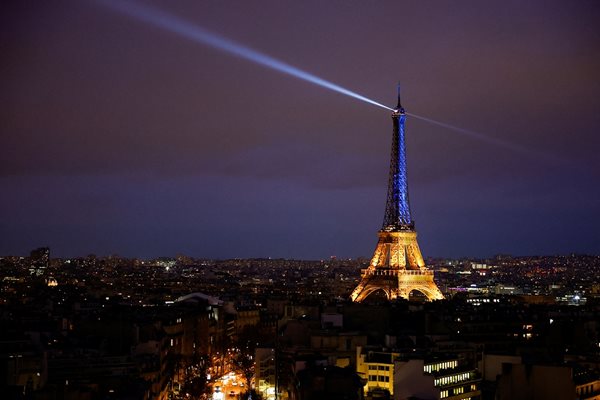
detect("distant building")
(29, 247), (49, 276)
(356, 346), (397, 396)
(494, 284), (523, 295)
(574, 366), (600, 400)
(0, 336), (47, 395)
(235, 306), (260, 333)
(394, 357), (481, 400)
(256, 347), (276, 400)
(295, 365), (364, 400)
(357, 346), (481, 400)
(495, 362), (600, 400)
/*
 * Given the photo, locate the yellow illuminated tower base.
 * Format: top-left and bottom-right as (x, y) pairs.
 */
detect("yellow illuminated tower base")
(350, 88), (443, 302)
(350, 231), (444, 302)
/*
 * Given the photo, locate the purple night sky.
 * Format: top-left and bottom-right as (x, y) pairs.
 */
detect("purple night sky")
(2, 0), (599, 259)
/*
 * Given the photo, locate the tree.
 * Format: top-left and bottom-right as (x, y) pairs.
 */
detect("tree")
(232, 351), (255, 390)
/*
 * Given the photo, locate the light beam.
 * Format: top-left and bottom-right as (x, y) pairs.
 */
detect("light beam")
(406, 112), (529, 154)
(93, 0), (393, 112)
(94, 0), (555, 160)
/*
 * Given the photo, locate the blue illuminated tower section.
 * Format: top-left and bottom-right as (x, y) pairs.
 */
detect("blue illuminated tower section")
(383, 87), (413, 231)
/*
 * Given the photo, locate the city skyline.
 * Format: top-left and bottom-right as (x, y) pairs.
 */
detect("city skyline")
(2, 1), (599, 259)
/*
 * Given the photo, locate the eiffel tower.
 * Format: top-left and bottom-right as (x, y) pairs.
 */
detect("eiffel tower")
(350, 87), (443, 302)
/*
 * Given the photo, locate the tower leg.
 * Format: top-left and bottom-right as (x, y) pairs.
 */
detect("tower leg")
(351, 230), (443, 302)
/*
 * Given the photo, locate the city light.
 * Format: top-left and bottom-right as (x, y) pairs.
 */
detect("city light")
(3, 1), (598, 399)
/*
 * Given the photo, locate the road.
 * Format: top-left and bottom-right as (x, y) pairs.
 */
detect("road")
(211, 371), (245, 400)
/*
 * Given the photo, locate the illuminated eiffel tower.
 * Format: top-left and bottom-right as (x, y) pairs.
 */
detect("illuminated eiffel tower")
(350, 87), (444, 302)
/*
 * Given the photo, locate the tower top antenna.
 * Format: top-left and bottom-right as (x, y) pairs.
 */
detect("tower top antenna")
(394, 82), (405, 114)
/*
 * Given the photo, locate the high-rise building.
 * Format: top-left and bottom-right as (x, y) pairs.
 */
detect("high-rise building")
(29, 247), (49, 276)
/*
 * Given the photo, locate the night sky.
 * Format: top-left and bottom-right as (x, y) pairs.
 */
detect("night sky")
(2, 0), (599, 259)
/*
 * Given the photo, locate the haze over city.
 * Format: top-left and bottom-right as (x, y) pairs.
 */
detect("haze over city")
(2, 0), (599, 259)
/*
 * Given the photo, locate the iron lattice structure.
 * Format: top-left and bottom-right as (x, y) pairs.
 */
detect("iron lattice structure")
(382, 97), (413, 231)
(350, 87), (443, 302)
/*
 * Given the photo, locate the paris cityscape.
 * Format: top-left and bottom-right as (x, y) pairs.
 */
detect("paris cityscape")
(2, 249), (600, 399)
(2, 1), (600, 400)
